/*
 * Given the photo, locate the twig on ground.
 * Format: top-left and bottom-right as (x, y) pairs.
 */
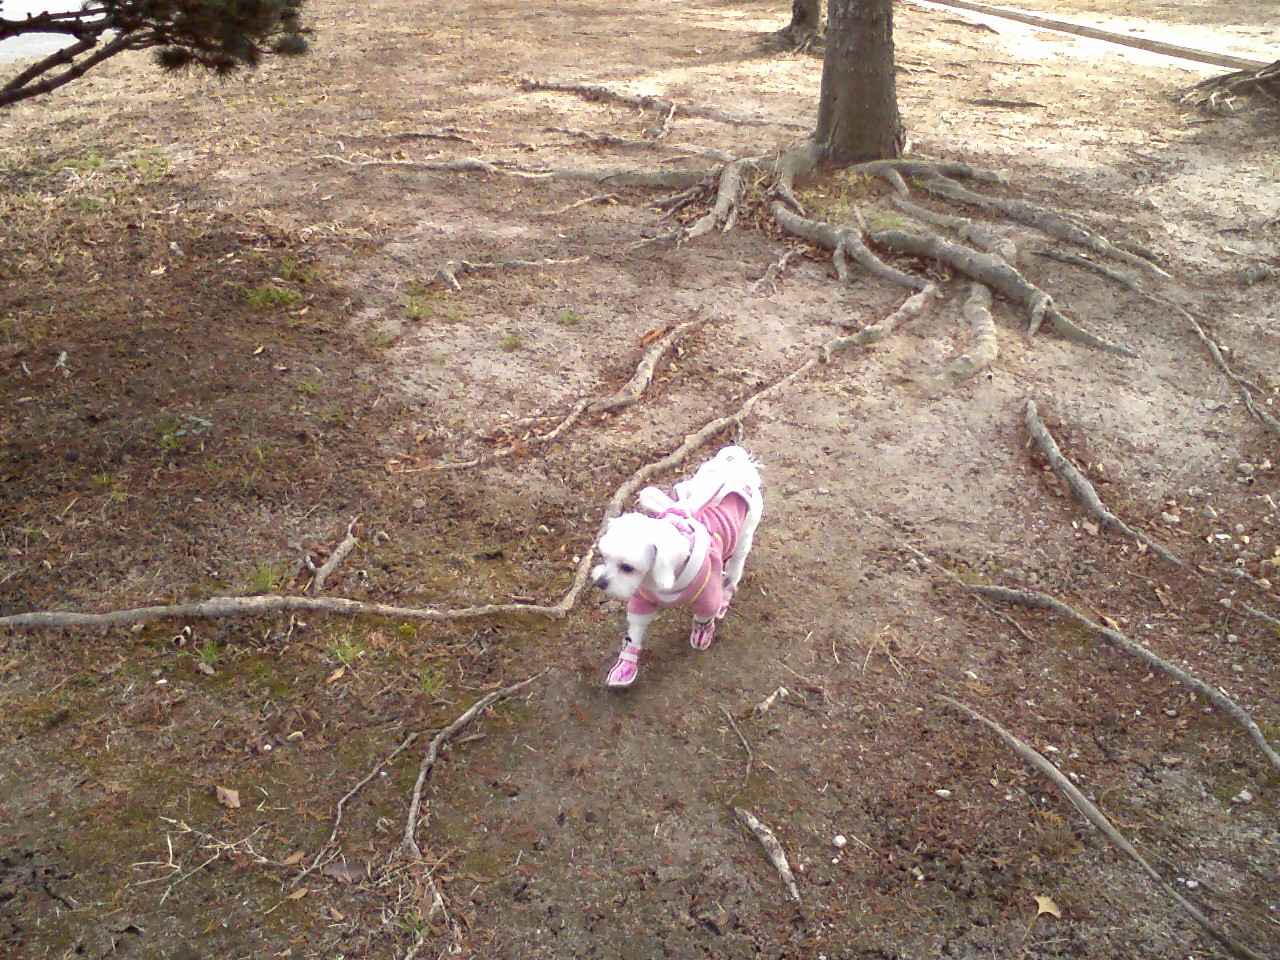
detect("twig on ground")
(734, 807), (801, 902)
(297, 727), (423, 884)
(721, 706), (754, 781)
(317, 153), (710, 191)
(310, 518), (359, 596)
(969, 585), (1280, 774)
(400, 673), (545, 860)
(520, 78), (805, 129)
(939, 694), (1267, 960)
(549, 192), (621, 215)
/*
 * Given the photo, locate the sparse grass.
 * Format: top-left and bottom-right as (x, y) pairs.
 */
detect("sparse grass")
(150, 414), (212, 453)
(404, 295), (431, 321)
(279, 256), (322, 285)
(70, 196), (106, 213)
(499, 330), (523, 352)
(329, 631), (365, 666)
(62, 152), (104, 172)
(245, 562), (287, 595)
(865, 210), (909, 232)
(557, 307), (580, 326)
(245, 284), (303, 311)
(418, 667), (443, 697)
(195, 640), (222, 668)
(294, 377), (322, 397)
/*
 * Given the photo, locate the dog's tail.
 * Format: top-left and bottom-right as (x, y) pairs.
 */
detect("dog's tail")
(636, 486), (675, 515)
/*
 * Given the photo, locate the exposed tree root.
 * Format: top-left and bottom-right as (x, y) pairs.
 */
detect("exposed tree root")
(939, 694), (1268, 960)
(968, 586), (1280, 775)
(871, 228), (1134, 356)
(589, 314), (712, 413)
(685, 158), (749, 239)
(939, 283), (998, 385)
(770, 200), (928, 292)
(432, 256), (588, 292)
(1184, 59), (1280, 112)
(849, 157), (1010, 193)
(1024, 400), (1189, 569)
(919, 176), (1169, 280)
(413, 398), (592, 473)
(544, 125), (732, 161)
(400, 673), (545, 860)
(734, 807), (801, 902)
(318, 153), (709, 190)
(0, 291), (926, 632)
(520, 78), (799, 129)
(893, 196), (1017, 263)
(308, 518), (360, 596)
(751, 247), (805, 294)
(1030, 252), (1279, 433)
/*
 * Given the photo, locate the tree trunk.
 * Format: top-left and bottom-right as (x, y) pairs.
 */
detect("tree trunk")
(815, 0), (902, 163)
(787, 0), (822, 38)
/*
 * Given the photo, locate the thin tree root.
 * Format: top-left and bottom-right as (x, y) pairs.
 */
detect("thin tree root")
(751, 247), (805, 294)
(432, 256), (588, 292)
(919, 176), (1170, 280)
(848, 158), (1010, 193)
(940, 283), (998, 384)
(1033, 250), (1278, 433)
(771, 202), (930, 292)
(894, 196), (1017, 263)
(520, 78), (802, 129)
(939, 694), (1268, 960)
(967, 586), (1280, 775)
(400, 672), (545, 860)
(872, 229), (1134, 356)
(734, 807), (801, 902)
(0, 293), (924, 633)
(1024, 400), (1189, 569)
(317, 153), (710, 191)
(308, 518), (360, 596)
(298, 726), (422, 883)
(589, 315), (712, 414)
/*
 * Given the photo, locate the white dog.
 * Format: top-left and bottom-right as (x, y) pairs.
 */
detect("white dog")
(591, 445), (763, 688)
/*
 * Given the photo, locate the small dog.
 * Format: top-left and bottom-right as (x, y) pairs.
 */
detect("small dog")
(591, 445), (763, 688)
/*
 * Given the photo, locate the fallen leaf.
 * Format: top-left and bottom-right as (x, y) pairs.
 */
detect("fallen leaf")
(287, 887), (308, 901)
(326, 666), (346, 684)
(282, 850), (305, 867)
(215, 786), (240, 809)
(194, 661), (215, 676)
(1034, 894), (1062, 918)
(321, 859), (369, 883)
(329, 907), (346, 922)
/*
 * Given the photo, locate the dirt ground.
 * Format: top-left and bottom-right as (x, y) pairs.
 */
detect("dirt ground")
(2, 0), (1279, 957)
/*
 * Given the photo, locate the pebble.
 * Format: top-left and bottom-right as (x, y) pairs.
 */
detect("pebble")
(1232, 788), (1254, 805)
(1203, 505), (1219, 519)
(1161, 512), (1180, 524)
(1237, 463), (1256, 476)
(833, 835), (848, 849)
(935, 789), (952, 798)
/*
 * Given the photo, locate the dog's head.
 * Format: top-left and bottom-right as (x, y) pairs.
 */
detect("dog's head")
(591, 513), (689, 601)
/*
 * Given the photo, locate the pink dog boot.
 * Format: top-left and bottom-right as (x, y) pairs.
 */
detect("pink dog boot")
(606, 645), (642, 688)
(689, 617), (717, 651)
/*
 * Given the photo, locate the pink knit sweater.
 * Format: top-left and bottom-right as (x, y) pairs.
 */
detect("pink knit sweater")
(626, 493), (749, 619)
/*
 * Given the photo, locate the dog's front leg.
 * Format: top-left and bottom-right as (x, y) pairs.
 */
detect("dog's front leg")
(606, 611), (654, 689)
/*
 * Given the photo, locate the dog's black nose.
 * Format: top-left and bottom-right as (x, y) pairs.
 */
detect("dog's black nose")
(594, 574), (610, 590)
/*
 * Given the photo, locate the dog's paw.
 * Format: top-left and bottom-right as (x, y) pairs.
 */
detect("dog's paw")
(606, 645), (642, 688)
(689, 618), (717, 651)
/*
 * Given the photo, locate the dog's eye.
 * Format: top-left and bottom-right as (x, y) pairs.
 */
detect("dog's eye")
(619, 563), (635, 574)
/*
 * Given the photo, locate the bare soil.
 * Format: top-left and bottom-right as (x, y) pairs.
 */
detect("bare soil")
(2, 1), (1279, 958)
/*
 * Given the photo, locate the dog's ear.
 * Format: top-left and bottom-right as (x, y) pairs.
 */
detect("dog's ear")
(649, 540), (676, 591)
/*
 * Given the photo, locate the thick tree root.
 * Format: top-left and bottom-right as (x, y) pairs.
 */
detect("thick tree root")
(432, 256), (587, 292)
(685, 158), (749, 239)
(940, 283), (998, 384)
(849, 158), (1010, 194)
(1184, 59), (1280, 111)
(919, 176), (1170, 280)
(1024, 400), (1189, 569)
(771, 201), (928, 291)
(968, 586), (1280, 775)
(871, 228), (1134, 356)
(893, 196), (1017, 263)
(318, 153), (709, 191)
(940, 694), (1268, 960)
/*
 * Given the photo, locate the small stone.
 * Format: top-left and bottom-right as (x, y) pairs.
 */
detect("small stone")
(833, 835), (848, 849)
(1237, 462), (1256, 476)
(1164, 708), (1177, 718)
(1186, 486), (1207, 499)
(935, 789), (952, 798)
(412, 498), (427, 509)
(1226, 634), (1240, 644)
(1186, 879), (1200, 890)
(1235, 523), (1246, 534)
(1203, 505), (1219, 519)
(1161, 512), (1180, 524)
(1232, 788), (1254, 805)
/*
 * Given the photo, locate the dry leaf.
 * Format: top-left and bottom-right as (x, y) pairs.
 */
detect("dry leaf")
(1034, 894), (1062, 918)
(282, 850), (305, 867)
(287, 887), (308, 901)
(194, 661), (215, 676)
(321, 859), (369, 884)
(215, 786), (241, 809)
(329, 907), (346, 922)
(326, 666), (346, 684)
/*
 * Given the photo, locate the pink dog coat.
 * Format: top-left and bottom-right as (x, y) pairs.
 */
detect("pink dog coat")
(626, 493), (750, 620)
